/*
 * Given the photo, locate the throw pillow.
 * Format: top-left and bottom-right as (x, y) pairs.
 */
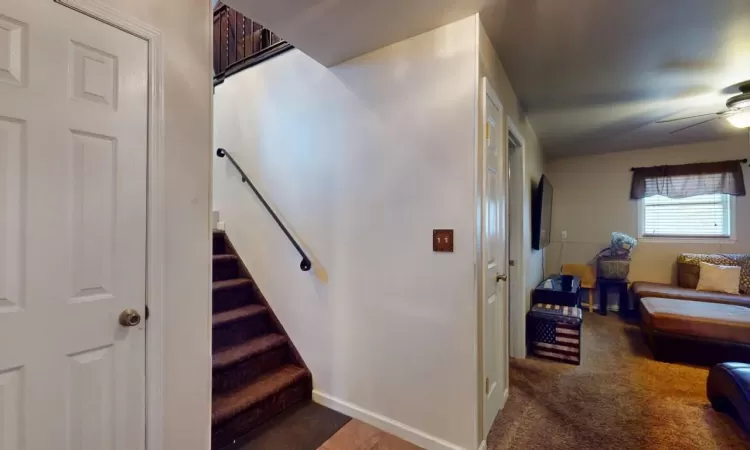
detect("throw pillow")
(696, 262), (741, 295)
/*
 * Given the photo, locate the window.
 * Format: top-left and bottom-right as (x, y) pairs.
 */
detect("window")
(640, 193), (733, 239)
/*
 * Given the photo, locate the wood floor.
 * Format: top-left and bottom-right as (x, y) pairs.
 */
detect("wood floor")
(318, 420), (422, 450)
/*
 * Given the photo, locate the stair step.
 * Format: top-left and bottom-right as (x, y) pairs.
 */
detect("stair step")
(213, 254), (240, 282)
(213, 278), (255, 313)
(210, 230), (312, 448)
(213, 278), (252, 291)
(213, 230), (228, 255)
(213, 254), (238, 262)
(212, 305), (268, 328)
(213, 334), (292, 393)
(212, 365), (310, 425)
(213, 305), (274, 351)
(213, 334), (288, 370)
(213, 304), (267, 328)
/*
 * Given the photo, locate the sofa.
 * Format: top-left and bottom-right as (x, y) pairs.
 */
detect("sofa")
(632, 253), (750, 308)
(632, 253), (750, 365)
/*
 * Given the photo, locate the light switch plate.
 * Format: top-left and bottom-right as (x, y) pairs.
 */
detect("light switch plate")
(433, 229), (454, 252)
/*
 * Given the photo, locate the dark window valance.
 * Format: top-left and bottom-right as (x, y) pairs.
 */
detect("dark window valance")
(630, 160), (746, 200)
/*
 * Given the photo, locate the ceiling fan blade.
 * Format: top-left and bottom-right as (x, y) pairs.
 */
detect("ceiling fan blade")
(656, 112), (723, 123)
(670, 116), (722, 134)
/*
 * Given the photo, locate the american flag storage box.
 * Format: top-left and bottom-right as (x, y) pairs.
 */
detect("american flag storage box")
(528, 303), (582, 365)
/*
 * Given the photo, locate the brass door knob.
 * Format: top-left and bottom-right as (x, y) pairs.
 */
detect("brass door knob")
(119, 309), (141, 327)
(496, 274), (507, 282)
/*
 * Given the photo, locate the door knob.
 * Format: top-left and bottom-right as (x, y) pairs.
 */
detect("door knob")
(496, 274), (507, 282)
(119, 309), (142, 327)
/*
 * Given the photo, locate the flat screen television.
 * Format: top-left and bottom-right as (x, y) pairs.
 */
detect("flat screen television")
(532, 175), (553, 250)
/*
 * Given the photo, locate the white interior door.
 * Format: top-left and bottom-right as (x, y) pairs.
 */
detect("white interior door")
(0, 1), (148, 448)
(482, 79), (509, 436)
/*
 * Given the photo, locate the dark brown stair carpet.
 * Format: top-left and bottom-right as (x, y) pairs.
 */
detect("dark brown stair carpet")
(214, 334), (288, 370)
(213, 309), (274, 351)
(213, 343), (292, 393)
(212, 230), (312, 448)
(220, 402), (351, 450)
(213, 230), (229, 255)
(213, 278), (255, 313)
(213, 364), (310, 424)
(213, 254), (240, 281)
(213, 304), (268, 328)
(214, 278), (252, 289)
(212, 374), (311, 449)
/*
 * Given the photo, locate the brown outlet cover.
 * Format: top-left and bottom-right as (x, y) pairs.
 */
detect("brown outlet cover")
(433, 229), (454, 252)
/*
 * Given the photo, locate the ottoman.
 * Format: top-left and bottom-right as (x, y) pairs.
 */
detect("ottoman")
(707, 362), (750, 431)
(640, 297), (750, 365)
(527, 303), (582, 365)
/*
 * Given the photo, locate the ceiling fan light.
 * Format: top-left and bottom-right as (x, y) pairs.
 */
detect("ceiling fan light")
(732, 98), (750, 109)
(727, 111), (750, 128)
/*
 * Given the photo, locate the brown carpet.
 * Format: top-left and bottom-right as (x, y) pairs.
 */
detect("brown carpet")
(488, 313), (750, 449)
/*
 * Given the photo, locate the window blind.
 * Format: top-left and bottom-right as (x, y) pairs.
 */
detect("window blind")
(643, 193), (731, 237)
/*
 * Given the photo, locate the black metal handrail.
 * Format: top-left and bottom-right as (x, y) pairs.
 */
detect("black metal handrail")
(217, 148), (312, 272)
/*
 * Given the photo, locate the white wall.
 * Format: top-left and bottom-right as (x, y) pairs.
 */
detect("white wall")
(214, 16), (478, 449)
(546, 136), (750, 285)
(213, 14), (544, 449)
(100, 1), (213, 449)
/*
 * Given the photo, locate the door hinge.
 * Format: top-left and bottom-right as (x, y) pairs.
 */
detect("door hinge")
(145, 305), (150, 321)
(485, 377), (489, 394)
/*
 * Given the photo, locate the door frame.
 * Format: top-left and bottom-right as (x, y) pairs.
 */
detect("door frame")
(55, 1), (166, 448)
(506, 117), (527, 360)
(475, 77), (509, 441)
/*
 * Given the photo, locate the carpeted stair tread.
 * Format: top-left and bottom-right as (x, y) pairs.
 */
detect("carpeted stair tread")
(213, 230), (228, 255)
(212, 364), (309, 425)
(213, 278), (253, 291)
(213, 304), (267, 328)
(213, 334), (288, 370)
(213, 254), (241, 282)
(212, 231), (312, 446)
(213, 254), (238, 263)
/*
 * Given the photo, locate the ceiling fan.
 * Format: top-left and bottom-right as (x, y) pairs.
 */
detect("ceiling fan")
(656, 81), (750, 134)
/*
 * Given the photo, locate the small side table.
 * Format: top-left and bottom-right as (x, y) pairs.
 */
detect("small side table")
(597, 279), (629, 316)
(532, 275), (581, 308)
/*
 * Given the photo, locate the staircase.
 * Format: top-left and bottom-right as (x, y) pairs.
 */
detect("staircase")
(212, 230), (312, 448)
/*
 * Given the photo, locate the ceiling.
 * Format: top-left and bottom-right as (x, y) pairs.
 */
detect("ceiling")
(481, 0), (750, 157)
(223, 0), (750, 157)
(224, 0), (492, 66)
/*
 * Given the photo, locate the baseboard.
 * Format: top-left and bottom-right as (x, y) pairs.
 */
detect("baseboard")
(478, 440), (487, 450)
(312, 390), (465, 450)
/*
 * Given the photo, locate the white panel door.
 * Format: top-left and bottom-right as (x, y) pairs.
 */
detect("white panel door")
(0, 1), (148, 448)
(482, 79), (508, 436)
